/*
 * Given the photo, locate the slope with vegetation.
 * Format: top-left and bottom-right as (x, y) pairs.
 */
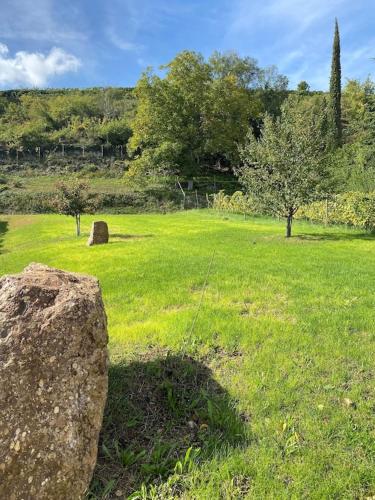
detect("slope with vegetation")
(0, 51), (288, 181)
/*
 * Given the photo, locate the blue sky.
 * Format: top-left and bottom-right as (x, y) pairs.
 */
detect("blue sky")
(0, 0), (374, 90)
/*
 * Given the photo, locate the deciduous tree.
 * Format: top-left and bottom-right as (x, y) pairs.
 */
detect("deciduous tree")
(128, 51), (286, 179)
(238, 95), (332, 237)
(52, 180), (99, 236)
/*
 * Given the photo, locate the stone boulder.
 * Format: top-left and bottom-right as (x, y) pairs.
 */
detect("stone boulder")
(0, 264), (108, 499)
(87, 221), (109, 246)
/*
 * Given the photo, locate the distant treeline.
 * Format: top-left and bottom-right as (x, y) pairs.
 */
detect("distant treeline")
(0, 87), (134, 100)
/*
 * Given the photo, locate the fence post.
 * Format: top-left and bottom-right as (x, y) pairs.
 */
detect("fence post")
(177, 180), (186, 210)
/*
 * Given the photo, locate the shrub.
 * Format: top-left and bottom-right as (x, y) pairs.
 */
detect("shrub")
(0, 191), (55, 213)
(212, 190), (254, 215)
(296, 192), (375, 231)
(0, 190), (180, 214)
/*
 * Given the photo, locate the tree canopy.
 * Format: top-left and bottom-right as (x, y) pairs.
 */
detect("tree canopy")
(127, 50), (288, 180)
(238, 95), (332, 237)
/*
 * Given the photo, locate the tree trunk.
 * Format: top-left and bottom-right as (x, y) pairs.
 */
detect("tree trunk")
(76, 215), (81, 237)
(286, 213), (293, 238)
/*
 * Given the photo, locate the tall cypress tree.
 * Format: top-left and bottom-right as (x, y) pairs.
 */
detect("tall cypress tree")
(330, 18), (342, 147)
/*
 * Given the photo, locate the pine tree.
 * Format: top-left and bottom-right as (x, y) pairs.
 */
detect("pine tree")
(330, 19), (342, 147)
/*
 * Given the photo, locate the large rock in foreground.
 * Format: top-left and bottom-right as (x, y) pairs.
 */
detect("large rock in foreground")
(0, 264), (108, 499)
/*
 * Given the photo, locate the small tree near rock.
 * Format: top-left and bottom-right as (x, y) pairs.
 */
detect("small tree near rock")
(238, 95), (332, 237)
(52, 180), (99, 236)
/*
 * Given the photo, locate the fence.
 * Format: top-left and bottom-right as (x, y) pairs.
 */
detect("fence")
(0, 144), (125, 162)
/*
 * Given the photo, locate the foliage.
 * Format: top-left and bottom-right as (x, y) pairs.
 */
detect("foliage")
(297, 191), (375, 230)
(0, 188), (180, 215)
(212, 190), (254, 214)
(330, 19), (342, 147)
(238, 94), (333, 236)
(297, 80), (310, 95)
(0, 88), (135, 152)
(0, 191), (55, 213)
(337, 79), (375, 191)
(51, 180), (99, 235)
(128, 50), (287, 178)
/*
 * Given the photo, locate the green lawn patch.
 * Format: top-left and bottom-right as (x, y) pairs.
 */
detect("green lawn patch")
(0, 211), (374, 498)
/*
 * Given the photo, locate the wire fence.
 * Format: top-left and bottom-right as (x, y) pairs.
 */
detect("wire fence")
(0, 144), (125, 161)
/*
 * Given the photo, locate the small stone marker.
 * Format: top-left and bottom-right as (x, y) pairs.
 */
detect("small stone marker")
(87, 220), (109, 246)
(0, 263), (108, 499)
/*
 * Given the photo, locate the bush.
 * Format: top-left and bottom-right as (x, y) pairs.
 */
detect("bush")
(0, 191), (55, 213)
(296, 192), (375, 231)
(212, 190), (254, 215)
(0, 189), (180, 214)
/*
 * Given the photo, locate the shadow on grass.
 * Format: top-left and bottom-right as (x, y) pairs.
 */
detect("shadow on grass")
(0, 221), (8, 254)
(296, 231), (375, 241)
(89, 352), (247, 498)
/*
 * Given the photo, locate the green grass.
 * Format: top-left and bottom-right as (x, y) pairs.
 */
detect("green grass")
(4, 175), (130, 194)
(1, 211), (374, 499)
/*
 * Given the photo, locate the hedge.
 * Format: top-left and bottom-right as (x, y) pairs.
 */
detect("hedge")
(212, 190), (375, 232)
(296, 192), (375, 231)
(212, 190), (254, 214)
(0, 189), (181, 214)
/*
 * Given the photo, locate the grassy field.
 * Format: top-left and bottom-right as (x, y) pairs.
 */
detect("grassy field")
(0, 211), (374, 499)
(3, 174), (130, 194)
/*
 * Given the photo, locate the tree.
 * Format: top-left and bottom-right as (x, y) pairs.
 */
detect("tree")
(128, 52), (212, 177)
(238, 95), (332, 237)
(52, 180), (99, 236)
(330, 19), (342, 147)
(99, 118), (132, 146)
(208, 51), (260, 88)
(337, 78), (375, 191)
(297, 81), (310, 95)
(128, 50), (286, 179)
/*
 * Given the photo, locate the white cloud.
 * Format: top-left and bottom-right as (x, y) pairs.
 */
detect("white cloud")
(106, 27), (142, 53)
(0, 43), (9, 55)
(0, 45), (81, 87)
